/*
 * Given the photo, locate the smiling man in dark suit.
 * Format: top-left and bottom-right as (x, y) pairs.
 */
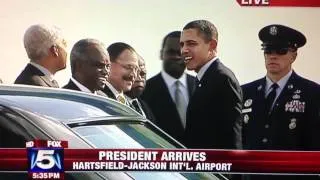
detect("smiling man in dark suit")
(63, 38), (110, 96)
(15, 24), (68, 87)
(180, 20), (243, 149)
(142, 31), (196, 143)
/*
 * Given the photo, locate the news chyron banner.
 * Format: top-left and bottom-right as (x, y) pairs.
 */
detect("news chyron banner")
(236, 0), (320, 7)
(0, 140), (319, 179)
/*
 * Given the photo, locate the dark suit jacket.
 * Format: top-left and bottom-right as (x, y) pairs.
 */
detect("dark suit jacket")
(184, 59), (243, 149)
(102, 85), (117, 100)
(63, 79), (107, 96)
(141, 73), (196, 143)
(241, 72), (320, 180)
(14, 63), (59, 87)
(125, 96), (157, 123)
(137, 97), (157, 123)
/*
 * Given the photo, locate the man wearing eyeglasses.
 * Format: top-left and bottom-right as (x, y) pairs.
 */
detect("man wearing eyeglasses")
(63, 38), (110, 95)
(103, 42), (139, 107)
(242, 24), (320, 180)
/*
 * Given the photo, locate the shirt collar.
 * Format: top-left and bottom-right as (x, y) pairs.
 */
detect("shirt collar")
(105, 82), (127, 104)
(29, 62), (54, 81)
(105, 81), (122, 97)
(265, 70), (293, 92)
(71, 77), (95, 94)
(161, 70), (187, 88)
(197, 57), (218, 81)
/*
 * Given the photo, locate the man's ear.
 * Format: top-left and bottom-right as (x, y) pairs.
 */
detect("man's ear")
(160, 49), (164, 60)
(291, 51), (297, 63)
(50, 45), (59, 57)
(73, 61), (84, 76)
(209, 39), (217, 50)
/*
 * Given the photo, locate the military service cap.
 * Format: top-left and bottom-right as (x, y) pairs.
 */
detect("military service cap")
(259, 24), (306, 50)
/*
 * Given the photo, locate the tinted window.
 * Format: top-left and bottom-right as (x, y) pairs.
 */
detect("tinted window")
(0, 106), (28, 148)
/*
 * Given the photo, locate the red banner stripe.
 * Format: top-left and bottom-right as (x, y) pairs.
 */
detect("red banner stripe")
(237, 0), (320, 7)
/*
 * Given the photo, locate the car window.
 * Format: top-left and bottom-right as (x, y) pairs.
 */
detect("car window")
(74, 123), (176, 149)
(0, 106), (29, 148)
(0, 95), (138, 121)
(0, 106), (112, 180)
(71, 121), (220, 180)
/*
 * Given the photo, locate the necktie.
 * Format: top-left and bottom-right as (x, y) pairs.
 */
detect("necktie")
(175, 81), (187, 128)
(117, 94), (126, 104)
(265, 83), (279, 112)
(51, 79), (59, 88)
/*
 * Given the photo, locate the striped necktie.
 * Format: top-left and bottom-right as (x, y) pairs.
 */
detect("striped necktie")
(175, 80), (187, 128)
(117, 94), (126, 104)
(265, 83), (279, 113)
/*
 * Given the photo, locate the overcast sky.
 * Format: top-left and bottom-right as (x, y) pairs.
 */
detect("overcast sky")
(1, 0), (319, 85)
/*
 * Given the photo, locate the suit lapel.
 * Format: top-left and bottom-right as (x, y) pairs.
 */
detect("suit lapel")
(27, 64), (44, 76)
(64, 80), (81, 91)
(254, 78), (267, 116)
(197, 59), (220, 87)
(28, 64), (57, 87)
(103, 85), (117, 100)
(39, 76), (54, 87)
(125, 95), (135, 108)
(186, 74), (196, 97)
(158, 74), (175, 104)
(96, 90), (108, 97)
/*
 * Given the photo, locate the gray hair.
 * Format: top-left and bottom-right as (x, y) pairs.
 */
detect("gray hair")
(70, 38), (106, 74)
(23, 24), (64, 62)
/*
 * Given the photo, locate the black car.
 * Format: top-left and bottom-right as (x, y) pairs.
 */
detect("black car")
(0, 85), (227, 180)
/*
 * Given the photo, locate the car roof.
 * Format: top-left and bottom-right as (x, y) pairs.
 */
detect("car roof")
(0, 85), (141, 123)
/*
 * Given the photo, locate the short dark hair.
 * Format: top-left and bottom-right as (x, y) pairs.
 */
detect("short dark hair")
(183, 20), (218, 42)
(161, 31), (181, 49)
(107, 42), (136, 62)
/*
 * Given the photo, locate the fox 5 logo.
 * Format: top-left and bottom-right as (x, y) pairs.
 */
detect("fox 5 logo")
(28, 148), (64, 172)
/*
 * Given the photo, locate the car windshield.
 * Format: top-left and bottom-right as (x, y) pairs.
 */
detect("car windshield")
(71, 120), (220, 180)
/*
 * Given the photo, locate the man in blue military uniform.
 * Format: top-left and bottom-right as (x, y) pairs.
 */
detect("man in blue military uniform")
(242, 24), (320, 180)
